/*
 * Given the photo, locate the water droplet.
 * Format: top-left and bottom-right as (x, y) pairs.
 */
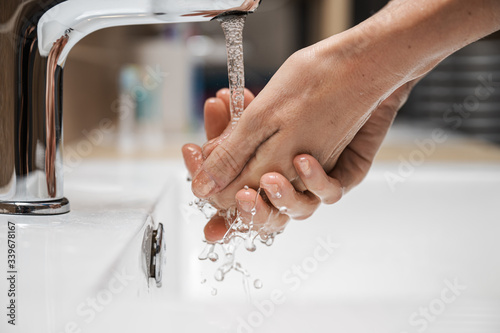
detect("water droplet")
(211, 288), (218, 296)
(245, 240), (256, 252)
(198, 243), (214, 260)
(208, 252), (219, 262)
(215, 269), (224, 282)
(250, 208), (257, 216)
(279, 206), (288, 214)
(201, 278), (207, 284)
(237, 224), (249, 232)
(244, 185), (249, 190)
(254, 279), (263, 289)
(265, 237), (275, 247)
(234, 262), (250, 277)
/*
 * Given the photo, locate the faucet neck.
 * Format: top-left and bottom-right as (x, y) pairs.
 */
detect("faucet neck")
(0, 0), (69, 214)
(0, 0), (261, 215)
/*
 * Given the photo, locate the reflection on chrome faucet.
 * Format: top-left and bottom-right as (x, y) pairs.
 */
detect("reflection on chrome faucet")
(183, 0), (261, 18)
(0, 0), (261, 215)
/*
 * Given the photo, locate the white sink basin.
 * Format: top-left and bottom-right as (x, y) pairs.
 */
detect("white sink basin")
(1, 160), (499, 333)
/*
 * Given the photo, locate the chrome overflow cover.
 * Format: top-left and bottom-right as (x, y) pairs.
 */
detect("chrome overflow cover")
(148, 223), (165, 288)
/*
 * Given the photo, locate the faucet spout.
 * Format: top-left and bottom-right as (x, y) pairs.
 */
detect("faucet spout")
(38, 0), (261, 65)
(0, 0), (260, 215)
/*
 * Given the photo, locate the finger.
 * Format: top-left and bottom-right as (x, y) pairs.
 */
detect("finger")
(327, 80), (419, 193)
(204, 97), (230, 140)
(329, 142), (374, 194)
(201, 132), (231, 160)
(235, 188), (289, 233)
(244, 89), (255, 108)
(260, 172), (321, 220)
(204, 215), (228, 243)
(182, 144), (203, 177)
(293, 155), (344, 205)
(202, 89), (257, 158)
(216, 88), (256, 111)
(235, 188), (272, 226)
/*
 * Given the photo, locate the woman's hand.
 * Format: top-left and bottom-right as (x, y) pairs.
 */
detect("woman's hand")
(183, 79), (415, 242)
(183, 88), (290, 242)
(182, 89), (340, 242)
(190, 43), (415, 212)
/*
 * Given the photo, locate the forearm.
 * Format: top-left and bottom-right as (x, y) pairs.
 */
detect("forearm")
(316, 0), (500, 102)
(372, 0), (500, 77)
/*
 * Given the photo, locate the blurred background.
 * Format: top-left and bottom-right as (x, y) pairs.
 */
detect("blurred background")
(62, 0), (500, 160)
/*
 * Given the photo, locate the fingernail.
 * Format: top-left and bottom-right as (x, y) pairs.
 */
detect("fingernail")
(297, 158), (312, 177)
(193, 170), (216, 197)
(238, 199), (254, 212)
(261, 181), (282, 199)
(206, 97), (218, 105)
(202, 140), (216, 158)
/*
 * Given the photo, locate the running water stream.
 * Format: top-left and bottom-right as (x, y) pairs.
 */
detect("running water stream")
(219, 14), (246, 127)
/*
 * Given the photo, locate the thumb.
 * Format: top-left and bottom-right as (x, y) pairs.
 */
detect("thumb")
(191, 112), (276, 198)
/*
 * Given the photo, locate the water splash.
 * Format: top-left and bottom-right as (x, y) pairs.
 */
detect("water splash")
(193, 198), (217, 220)
(191, 14), (286, 296)
(196, 198), (283, 286)
(198, 243), (215, 260)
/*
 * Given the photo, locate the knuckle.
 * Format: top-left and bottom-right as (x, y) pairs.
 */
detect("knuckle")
(211, 145), (242, 177)
(293, 213), (313, 221)
(290, 200), (319, 221)
(313, 182), (327, 194)
(322, 191), (343, 205)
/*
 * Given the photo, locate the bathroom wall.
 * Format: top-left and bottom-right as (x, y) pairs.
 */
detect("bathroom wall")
(63, 28), (133, 143)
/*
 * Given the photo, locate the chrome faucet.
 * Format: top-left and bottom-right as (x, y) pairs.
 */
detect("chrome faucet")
(0, 0), (260, 215)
